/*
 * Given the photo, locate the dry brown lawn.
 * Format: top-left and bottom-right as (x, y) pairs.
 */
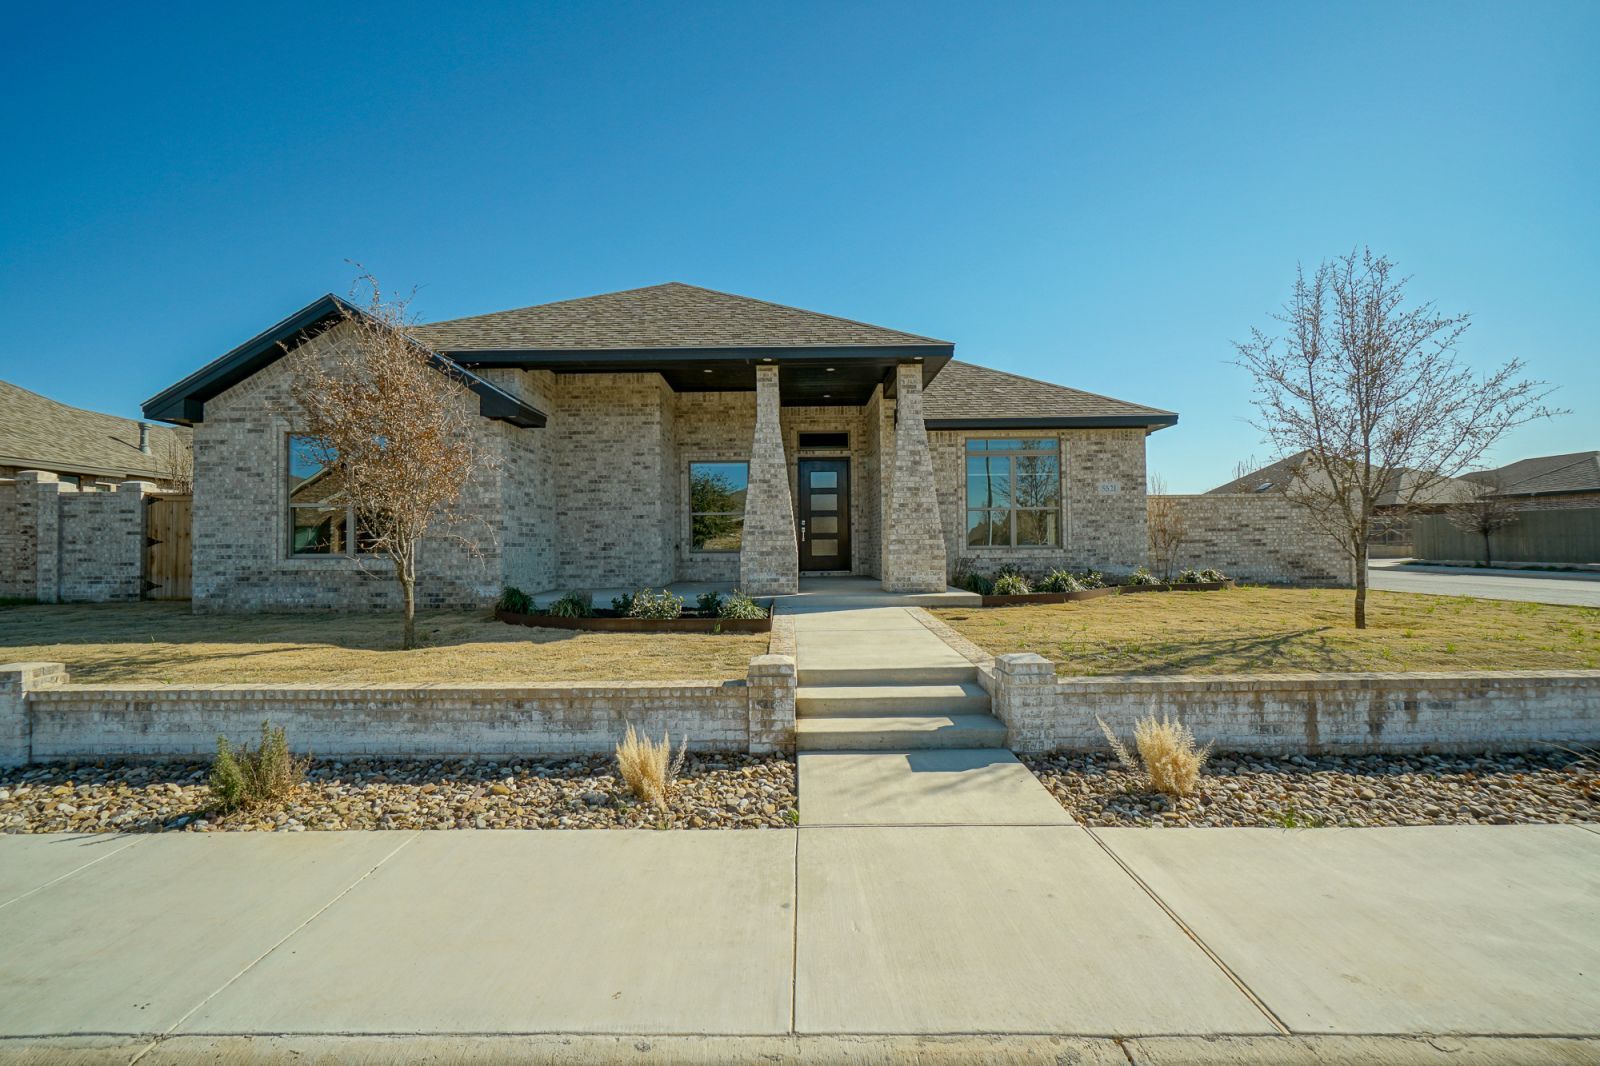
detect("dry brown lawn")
(0, 603), (767, 684)
(933, 587), (1600, 675)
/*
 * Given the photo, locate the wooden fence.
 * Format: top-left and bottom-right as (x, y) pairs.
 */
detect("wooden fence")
(1413, 507), (1600, 565)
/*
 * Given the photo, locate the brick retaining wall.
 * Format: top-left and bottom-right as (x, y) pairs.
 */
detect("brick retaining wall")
(0, 657), (797, 766)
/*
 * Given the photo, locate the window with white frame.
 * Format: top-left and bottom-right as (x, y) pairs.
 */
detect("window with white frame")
(965, 438), (1061, 547)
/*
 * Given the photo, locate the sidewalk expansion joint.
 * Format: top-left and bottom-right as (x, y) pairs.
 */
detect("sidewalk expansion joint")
(0, 836), (144, 912)
(1078, 823), (1292, 1036)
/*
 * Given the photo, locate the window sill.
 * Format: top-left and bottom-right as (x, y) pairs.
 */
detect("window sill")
(279, 555), (385, 570)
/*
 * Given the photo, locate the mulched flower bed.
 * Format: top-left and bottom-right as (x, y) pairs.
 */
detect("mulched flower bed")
(0, 754), (797, 834)
(495, 607), (772, 634)
(979, 581), (1234, 607)
(1024, 749), (1599, 828)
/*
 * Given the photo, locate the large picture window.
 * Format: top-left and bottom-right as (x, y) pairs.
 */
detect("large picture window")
(287, 435), (372, 556)
(965, 438), (1060, 547)
(690, 461), (748, 552)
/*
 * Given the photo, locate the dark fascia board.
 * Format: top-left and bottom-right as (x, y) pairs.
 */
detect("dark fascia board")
(924, 414), (1180, 431)
(142, 294), (546, 429)
(448, 344), (951, 390)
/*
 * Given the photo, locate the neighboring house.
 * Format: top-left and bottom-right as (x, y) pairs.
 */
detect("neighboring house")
(1, 380), (191, 489)
(142, 282), (1177, 610)
(1461, 451), (1600, 510)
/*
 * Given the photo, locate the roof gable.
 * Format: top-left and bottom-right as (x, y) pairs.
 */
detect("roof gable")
(920, 361), (1176, 430)
(409, 282), (951, 353)
(1, 379), (189, 480)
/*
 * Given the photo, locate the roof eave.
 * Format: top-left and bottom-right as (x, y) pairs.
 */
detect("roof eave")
(924, 414), (1179, 431)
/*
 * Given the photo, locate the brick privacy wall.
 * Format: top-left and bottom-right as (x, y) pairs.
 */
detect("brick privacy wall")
(881, 366), (947, 592)
(0, 474), (150, 603)
(1155, 493), (1352, 585)
(1022, 671), (1600, 755)
(930, 427), (1149, 579)
(1, 656), (798, 764)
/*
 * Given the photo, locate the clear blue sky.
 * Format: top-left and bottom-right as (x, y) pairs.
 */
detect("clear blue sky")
(2, 1), (1595, 491)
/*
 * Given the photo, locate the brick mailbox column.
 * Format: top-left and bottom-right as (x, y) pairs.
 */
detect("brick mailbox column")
(992, 653), (1057, 753)
(746, 653), (797, 754)
(882, 364), (948, 592)
(739, 365), (800, 595)
(0, 662), (67, 767)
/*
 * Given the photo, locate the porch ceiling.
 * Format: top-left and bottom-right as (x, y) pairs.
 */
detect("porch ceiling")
(450, 347), (951, 407)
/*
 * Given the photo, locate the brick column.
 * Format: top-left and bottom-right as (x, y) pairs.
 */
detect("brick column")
(746, 653), (796, 754)
(992, 652), (1057, 753)
(0, 662), (67, 767)
(882, 364), (948, 592)
(17, 471), (64, 604)
(739, 365), (799, 595)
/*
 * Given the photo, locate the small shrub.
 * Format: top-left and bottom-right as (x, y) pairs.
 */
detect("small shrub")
(209, 721), (309, 812)
(1124, 566), (1158, 586)
(994, 563), (1028, 581)
(991, 572), (1031, 595)
(1074, 570), (1106, 589)
(547, 590), (594, 617)
(1096, 713), (1212, 797)
(696, 590), (723, 615)
(1037, 569), (1083, 593)
(1177, 567), (1204, 584)
(496, 586), (532, 614)
(718, 591), (767, 619)
(626, 588), (685, 620)
(614, 724), (687, 810)
(1198, 567), (1228, 583)
(610, 592), (635, 614)
(951, 558), (993, 595)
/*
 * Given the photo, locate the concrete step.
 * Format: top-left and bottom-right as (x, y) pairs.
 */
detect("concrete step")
(797, 664), (978, 687)
(795, 714), (1009, 752)
(796, 682), (991, 718)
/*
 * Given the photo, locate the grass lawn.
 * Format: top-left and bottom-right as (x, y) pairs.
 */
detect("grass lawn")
(0, 602), (768, 684)
(932, 587), (1600, 675)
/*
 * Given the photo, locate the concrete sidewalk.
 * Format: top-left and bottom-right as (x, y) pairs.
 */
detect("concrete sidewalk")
(2, 823), (1596, 1063)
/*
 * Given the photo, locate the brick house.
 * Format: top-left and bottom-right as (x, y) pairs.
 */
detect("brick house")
(142, 283), (1177, 610)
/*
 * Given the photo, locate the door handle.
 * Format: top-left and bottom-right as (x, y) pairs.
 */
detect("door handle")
(800, 520), (806, 543)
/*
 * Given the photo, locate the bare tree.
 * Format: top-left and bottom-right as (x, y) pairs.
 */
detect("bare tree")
(286, 275), (495, 649)
(1146, 474), (1188, 582)
(156, 433), (194, 494)
(1445, 479), (1520, 568)
(1230, 455), (1262, 483)
(1235, 249), (1558, 628)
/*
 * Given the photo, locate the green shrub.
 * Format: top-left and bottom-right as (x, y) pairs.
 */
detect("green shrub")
(991, 572), (1031, 595)
(1125, 566), (1158, 586)
(496, 586), (533, 614)
(995, 563), (1028, 582)
(626, 588), (685, 620)
(718, 591), (767, 619)
(1198, 567), (1228, 583)
(1177, 567), (1229, 584)
(547, 590), (594, 617)
(610, 592), (634, 614)
(952, 559), (993, 595)
(1037, 569), (1083, 593)
(1177, 567), (1203, 584)
(1074, 570), (1106, 589)
(696, 590), (723, 615)
(209, 722), (309, 812)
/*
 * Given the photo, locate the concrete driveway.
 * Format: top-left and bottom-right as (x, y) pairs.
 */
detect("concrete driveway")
(1369, 561), (1600, 606)
(1, 821), (1596, 1062)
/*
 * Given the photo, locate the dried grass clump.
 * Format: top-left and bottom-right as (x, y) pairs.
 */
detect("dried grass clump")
(1097, 713), (1212, 797)
(615, 724), (687, 810)
(210, 721), (310, 811)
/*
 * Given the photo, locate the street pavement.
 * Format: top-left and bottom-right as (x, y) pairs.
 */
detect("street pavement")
(1369, 560), (1600, 606)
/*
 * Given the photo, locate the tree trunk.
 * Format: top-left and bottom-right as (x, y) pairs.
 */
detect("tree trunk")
(398, 557), (416, 651)
(1482, 530), (1493, 568)
(1353, 542), (1369, 629)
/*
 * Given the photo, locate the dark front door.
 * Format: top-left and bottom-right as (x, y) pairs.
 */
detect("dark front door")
(798, 459), (851, 571)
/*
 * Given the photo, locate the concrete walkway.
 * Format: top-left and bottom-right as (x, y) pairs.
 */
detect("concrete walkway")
(2, 824), (1596, 1062)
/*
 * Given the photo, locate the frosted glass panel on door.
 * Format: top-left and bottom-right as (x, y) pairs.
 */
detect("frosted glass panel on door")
(810, 493), (837, 510)
(812, 516), (838, 534)
(811, 539), (838, 555)
(810, 470), (838, 489)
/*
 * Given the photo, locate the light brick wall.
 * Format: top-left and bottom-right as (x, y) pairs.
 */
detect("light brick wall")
(0, 473), (150, 603)
(931, 427), (1150, 579)
(881, 366), (947, 592)
(1154, 493), (1352, 585)
(1021, 671), (1600, 755)
(1, 656), (797, 762)
(739, 366), (799, 595)
(0, 480), (26, 599)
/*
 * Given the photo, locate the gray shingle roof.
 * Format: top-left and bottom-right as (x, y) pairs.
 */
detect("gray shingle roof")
(920, 360), (1176, 427)
(1, 379), (190, 480)
(409, 282), (950, 352)
(1463, 451), (1600, 497)
(1207, 450), (1470, 506)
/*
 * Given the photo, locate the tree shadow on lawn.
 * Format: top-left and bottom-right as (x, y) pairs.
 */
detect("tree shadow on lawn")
(1051, 626), (1377, 675)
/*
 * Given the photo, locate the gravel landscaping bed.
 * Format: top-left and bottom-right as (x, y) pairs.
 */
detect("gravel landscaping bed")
(0, 754), (798, 833)
(1024, 750), (1599, 828)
